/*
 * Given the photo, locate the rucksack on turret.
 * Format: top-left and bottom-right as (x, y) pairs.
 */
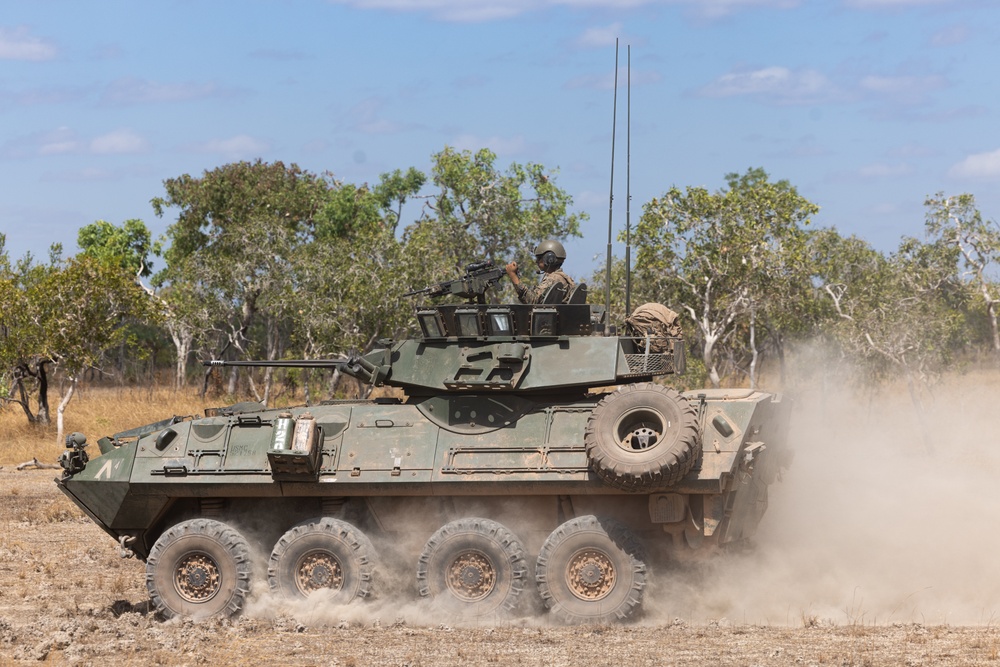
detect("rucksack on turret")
(624, 303), (682, 353)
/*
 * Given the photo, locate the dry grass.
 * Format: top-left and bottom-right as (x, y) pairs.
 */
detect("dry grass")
(0, 378), (403, 466)
(0, 386), (208, 465)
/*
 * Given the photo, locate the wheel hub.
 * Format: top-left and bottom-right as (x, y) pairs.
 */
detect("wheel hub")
(622, 424), (660, 450)
(446, 550), (495, 602)
(566, 548), (616, 601)
(175, 553), (221, 603)
(614, 407), (668, 452)
(296, 550), (344, 594)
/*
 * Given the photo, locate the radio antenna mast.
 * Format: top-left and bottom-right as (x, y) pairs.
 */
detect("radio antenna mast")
(603, 39), (619, 328)
(625, 44), (632, 316)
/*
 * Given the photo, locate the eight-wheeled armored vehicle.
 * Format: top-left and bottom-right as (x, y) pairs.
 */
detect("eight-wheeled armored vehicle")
(57, 265), (791, 623)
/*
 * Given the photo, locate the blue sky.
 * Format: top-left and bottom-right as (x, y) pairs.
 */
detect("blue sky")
(2, 0), (998, 274)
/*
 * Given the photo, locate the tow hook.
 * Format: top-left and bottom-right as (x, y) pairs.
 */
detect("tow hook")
(118, 534), (137, 559)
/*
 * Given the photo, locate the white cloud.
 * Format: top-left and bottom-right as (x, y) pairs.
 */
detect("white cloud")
(0, 26), (57, 61)
(698, 66), (836, 105)
(348, 97), (408, 135)
(929, 23), (970, 48)
(674, 0), (799, 19)
(844, 0), (954, 7)
(327, 0), (798, 22)
(3, 126), (153, 158)
(37, 127), (81, 156)
(0, 85), (87, 107)
(328, 0), (534, 21)
(190, 135), (271, 159)
(860, 73), (947, 103)
(575, 23), (623, 49)
(103, 77), (223, 105)
(90, 129), (150, 155)
(949, 149), (1000, 180)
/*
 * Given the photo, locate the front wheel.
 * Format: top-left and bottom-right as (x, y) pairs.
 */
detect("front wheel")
(146, 518), (252, 619)
(416, 518), (528, 617)
(535, 515), (646, 624)
(268, 517), (378, 603)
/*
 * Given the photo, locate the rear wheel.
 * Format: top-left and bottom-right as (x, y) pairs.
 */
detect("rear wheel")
(268, 517), (377, 603)
(417, 518), (527, 617)
(146, 518), (252, 619)
(535, 515), (646, 624)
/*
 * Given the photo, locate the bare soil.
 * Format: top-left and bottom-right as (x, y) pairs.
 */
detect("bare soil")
(1, 471), (998, 666)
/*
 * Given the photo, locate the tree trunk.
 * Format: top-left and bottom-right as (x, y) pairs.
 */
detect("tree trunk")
(703, 333), (721, 389)
(55, 376), (77, 446)
(35, 361), (50, 425)
(987, 299), (1000, 355)
(169, 325), (193, 389)
(7, 372), (37, 424)
(262, 316), (280, 408)
(748, 307), (759, 390)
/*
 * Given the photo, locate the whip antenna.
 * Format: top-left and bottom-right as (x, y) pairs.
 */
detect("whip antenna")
(604, 39), (619, 330)
(625, 44), (632, 316)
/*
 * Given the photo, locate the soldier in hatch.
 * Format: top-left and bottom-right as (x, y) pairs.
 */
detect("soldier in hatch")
(505, 239), (575, 304)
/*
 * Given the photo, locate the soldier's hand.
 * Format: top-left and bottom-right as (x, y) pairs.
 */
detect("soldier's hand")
(505, 261), (518, 279)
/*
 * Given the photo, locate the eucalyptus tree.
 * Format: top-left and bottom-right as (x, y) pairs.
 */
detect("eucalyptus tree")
(814, 229), (965, 445)
(0, 236), (53, 424)
(0, 235), (156, 439)
(633, 168), (818, 388)
(44, 255), (160, 442)
(281, 177), (425, 400)
(152, 160), (334, 397)
(416, 147), (584, 297)
(77, 218), (155, 278)
(924, 192), (1000, 354)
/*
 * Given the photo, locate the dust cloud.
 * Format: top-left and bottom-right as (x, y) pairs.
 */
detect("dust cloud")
(645, 366), (1000, 626)
(245, 367), (1000, 628)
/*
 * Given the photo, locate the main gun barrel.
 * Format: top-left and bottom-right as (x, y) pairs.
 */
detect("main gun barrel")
(204, 359), (350, 369)
(203, 353), (389, 387)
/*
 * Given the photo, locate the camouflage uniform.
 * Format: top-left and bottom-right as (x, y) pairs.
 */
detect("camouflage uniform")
(515, 269), (575, 304)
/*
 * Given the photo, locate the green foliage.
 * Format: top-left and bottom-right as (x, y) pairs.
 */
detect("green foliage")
(630, 167), (819, 387)
(146, 149), (583, 399)
(152, 160), (337, 391)
(42, 255), (161, 375)
(1, 239), (159, 423)
(77, 219), (155, 277)
(417, 147), (584, 291)
(12, 149), (995, 403)
(924, 192), (1000, 353)
(814, 228), (966, 386)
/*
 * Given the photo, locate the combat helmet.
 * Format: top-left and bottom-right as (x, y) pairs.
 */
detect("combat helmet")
(534, 239), (566, 271)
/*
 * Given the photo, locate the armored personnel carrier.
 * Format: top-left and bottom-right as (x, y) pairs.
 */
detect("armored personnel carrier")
(57, 263), (791, 623)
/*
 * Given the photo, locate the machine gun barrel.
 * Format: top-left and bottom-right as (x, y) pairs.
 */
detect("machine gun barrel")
(404, 260), (505, 304)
